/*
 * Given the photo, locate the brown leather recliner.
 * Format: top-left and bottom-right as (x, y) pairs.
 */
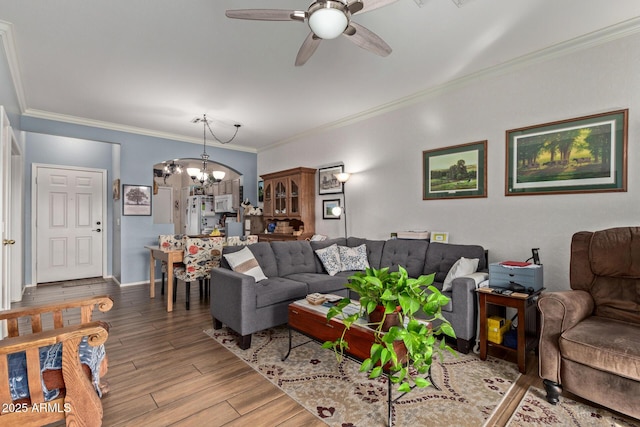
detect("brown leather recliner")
(537, 226), (640, 419)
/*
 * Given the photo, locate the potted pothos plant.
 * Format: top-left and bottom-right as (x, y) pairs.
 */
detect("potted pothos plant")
(323, 266), (456, 392)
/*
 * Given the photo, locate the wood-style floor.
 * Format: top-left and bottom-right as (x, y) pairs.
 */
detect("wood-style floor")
(9, 278), (585, 426)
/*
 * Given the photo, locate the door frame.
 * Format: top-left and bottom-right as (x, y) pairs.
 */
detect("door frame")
(9, 126), (23, 301)
(31, 163), (108, 285)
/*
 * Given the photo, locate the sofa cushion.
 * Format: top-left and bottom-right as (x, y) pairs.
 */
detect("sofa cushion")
(347, 237), (385, 269)
(254, 277), (308, 308)
(223, 247), (268, 282)
(380, 239), (429, 278)
(272, 241), (318, 276)
(559, 316), (640, 381)
(311, 238), (346, 273)
(424, 242), (486, 283)
(314, 244), (342, 276)
(286, 273), (349, 294)
(222, 242), (278, 278)
(338, 244), (370, 271)
(442, 257), (480, 292)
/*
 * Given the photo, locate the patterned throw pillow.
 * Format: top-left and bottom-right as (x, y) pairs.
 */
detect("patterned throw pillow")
(442, 257), (479, 292)
(338, 244), (370, 271)
(315, 244), (342, 276)
(223, 247), (267, 282)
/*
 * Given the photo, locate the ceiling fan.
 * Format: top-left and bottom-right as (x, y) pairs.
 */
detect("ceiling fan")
(225, 0), (399, 66)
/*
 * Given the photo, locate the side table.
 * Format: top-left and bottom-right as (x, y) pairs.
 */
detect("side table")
(476, 288), (543, 373)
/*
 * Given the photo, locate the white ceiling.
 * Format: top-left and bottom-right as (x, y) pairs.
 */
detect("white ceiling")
(1, 0), (640, 152)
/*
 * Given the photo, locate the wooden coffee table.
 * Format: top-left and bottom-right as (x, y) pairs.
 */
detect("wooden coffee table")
(283, 299), (435, 426)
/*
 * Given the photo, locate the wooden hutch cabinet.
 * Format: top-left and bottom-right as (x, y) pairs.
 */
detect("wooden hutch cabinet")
(259, 167), (316, 241)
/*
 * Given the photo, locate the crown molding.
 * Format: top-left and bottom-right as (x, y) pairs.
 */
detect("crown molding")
(22, 108), (257, 154)
(260, 16), (640, 153)
(0, 19), (255, 154)
(0, 20), (27, 112)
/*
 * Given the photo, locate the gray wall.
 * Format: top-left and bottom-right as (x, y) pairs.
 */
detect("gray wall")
(258, 30), (640, 292)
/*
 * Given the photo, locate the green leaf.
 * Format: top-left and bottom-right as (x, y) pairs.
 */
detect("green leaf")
(321, 341), (335, 349)
(370, 343), (383, 359)
(414, 377), (431, 388)
(380, 348), (391, 366)
(360, 358), (374, 372)
(440, 322), (457, 338)
(370, 366), (383, 379)
(366, 299), (377, 314)
(398, 382), (411, 393)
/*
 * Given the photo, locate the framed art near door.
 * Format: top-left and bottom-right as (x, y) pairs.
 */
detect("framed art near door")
(123, 184), (152, 216)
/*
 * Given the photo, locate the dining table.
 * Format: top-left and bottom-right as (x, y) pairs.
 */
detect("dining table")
(144, 245), (184, 312)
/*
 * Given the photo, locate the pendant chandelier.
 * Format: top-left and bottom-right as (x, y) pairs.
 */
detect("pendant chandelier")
(187, 114), (241, 185)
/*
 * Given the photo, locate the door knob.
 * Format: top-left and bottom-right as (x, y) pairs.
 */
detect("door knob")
(92, 228), (102, 232)
(3, 239), (15, 245)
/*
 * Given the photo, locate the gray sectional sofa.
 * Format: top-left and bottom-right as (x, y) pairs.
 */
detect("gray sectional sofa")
(210, 237), (487, 352)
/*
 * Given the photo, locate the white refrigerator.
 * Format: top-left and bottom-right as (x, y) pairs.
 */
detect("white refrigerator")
(184, 195), (215, 235)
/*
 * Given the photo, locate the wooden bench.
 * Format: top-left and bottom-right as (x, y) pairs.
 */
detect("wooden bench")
(0, 295), (113, 427)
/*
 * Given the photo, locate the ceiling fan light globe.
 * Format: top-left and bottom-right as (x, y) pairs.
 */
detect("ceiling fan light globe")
(309, 8), (348, 39)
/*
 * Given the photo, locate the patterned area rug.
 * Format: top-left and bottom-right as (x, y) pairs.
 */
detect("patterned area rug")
(205, 326), (520, 426)
(507, 386), (640, 427)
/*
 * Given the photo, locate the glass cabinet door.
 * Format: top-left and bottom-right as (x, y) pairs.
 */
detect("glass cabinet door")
(289, 176), (299, 215)
(263, 181), (273, 216)
(275, 180), (287, 215)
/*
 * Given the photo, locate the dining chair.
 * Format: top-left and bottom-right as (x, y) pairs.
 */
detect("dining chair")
(158, 234), (185, 295)
(173, 237), (224, 309)
(226, 235), (259, 246)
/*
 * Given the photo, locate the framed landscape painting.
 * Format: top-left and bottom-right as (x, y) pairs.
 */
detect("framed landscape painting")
(505, 109), (628, 196)
(423, 141), (487, 200)
(322, 199), (341, 219)
(123, 184), (152, 216)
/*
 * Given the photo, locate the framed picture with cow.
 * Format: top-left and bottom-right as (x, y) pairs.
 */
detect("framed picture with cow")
(505, 109), (628, 196)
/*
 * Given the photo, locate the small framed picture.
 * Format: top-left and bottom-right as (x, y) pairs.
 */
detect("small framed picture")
(123, 184), (152, 216)
(431, 232), (449, 243)
(322, 199), (341, 219)
(319, 165), (344, 195)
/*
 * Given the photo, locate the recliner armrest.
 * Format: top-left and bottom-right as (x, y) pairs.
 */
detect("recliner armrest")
(537, 290), (594, 382)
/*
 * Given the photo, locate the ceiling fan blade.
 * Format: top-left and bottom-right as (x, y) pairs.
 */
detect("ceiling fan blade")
(225, 9), (305, 22)
(343, 22), (392, 57)
(359, 0), (400, 14)
(295, 33), (322, 66)
(347, 0), (364, 14)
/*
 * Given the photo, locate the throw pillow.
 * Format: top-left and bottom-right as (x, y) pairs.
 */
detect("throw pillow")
(223, 247), (267, 282)
(442, 257), (480, 292)
(315, 244), (342, 276)
(338, 244), (370, 271)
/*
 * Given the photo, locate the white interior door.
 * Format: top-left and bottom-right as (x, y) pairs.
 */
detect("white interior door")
(35, 165), (104, 283)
